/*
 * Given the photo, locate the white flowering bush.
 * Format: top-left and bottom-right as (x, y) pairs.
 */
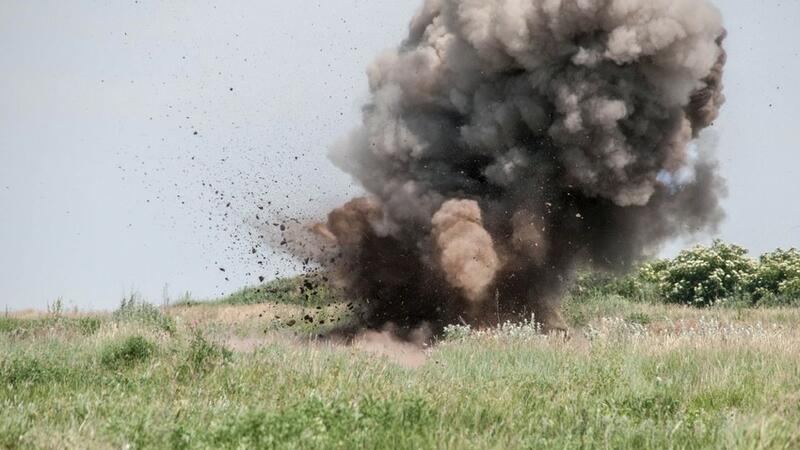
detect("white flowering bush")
(658, 241), (756, 307)
(749, 248), (800, 304)
(638, 259), (670, 284)
(568, 243), (799, 309)
(783, 278), (800, 300)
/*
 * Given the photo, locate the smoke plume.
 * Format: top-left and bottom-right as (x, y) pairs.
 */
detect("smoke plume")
(314, 0), (727, 334)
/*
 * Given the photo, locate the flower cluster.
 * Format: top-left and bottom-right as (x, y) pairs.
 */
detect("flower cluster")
(442, 317), (547, 342)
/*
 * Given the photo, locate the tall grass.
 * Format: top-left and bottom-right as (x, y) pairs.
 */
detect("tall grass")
(2, 295), (800, 448)
(112, 294), (175, 333)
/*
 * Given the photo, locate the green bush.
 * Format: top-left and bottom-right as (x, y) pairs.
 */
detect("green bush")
(113, 294), (175, 333)
(100, 336), (156, 369)
(783, 278), (800, 300)
(749, 248), (800, 305)
(568, 244), (800, 309)
(638, 259), (669, 284)
(657, 241), (756, 307)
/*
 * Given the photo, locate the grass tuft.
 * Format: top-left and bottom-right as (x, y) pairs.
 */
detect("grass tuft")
(99, 336), (156, 369)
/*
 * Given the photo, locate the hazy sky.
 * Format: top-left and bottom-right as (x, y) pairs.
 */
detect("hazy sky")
(1, 0), (799, 311)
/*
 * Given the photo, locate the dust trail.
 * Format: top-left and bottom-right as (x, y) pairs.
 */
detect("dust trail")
(306, 0), (727, 335)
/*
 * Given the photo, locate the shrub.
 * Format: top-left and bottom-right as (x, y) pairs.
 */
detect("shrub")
(561, 244), (800, 309)
(782, 278), (800, 300)
(187, 330), (232, 373)
(748, 248), (800, 305)
(658, 241), (756, 307)
(113, 294), (175, 333)
(639, 259), (670, 284)
(100, 336), (156, 369)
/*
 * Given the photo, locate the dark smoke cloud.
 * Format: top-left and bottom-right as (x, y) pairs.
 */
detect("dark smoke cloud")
(312, 0), (727, 334)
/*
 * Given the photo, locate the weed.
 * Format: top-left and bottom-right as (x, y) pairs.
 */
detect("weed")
(625, 311), (652, 326)
(1, 357), (66, 385)
(100, 336), (156, 369)
(77, 317), (102, 335)
(47, 297), (64, 317)
(187, 330), (232, 373)
(113, 294), (175, 333)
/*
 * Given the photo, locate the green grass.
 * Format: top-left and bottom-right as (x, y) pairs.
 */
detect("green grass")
(2, 294), (800, 449)
(0, 316), (103, 338)
(99, 336), (157, 369)
(174, 276), (339, 308)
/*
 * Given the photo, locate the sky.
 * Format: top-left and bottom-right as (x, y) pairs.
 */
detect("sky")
(1, 0), (799, 311)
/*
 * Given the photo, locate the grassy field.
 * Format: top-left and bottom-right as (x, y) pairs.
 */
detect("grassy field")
(2, 288), (800, 449)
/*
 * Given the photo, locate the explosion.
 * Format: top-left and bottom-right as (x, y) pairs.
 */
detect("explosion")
(312, 0), (727, 334)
